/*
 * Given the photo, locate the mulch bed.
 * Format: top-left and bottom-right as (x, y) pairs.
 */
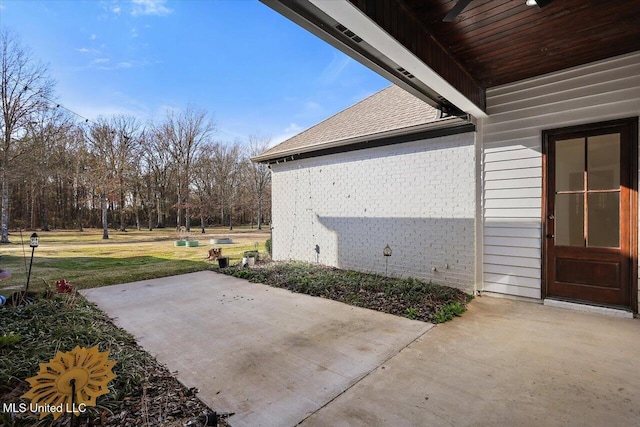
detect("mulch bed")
(1, 295), (230, 427)
(4, 363), (224, 427)
(220, 261), (471, 323)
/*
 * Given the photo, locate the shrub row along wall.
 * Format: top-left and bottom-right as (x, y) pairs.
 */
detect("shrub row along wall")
(270, 132), (476, 293)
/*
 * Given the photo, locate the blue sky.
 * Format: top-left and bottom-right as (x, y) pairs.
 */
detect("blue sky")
(0, 0), (389, 145)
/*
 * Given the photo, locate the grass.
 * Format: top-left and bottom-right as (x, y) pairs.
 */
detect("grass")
(220, 261), (471, 323)
(1, 228), (269, 296)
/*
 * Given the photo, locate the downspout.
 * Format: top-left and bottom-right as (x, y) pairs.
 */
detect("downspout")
(268, 165), (274, 260)
(474, 118), (485, 296)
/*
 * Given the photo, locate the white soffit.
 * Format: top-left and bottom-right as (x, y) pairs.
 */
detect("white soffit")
(309, 0), (488, 119)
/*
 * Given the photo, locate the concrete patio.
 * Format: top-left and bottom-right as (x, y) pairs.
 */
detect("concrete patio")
(82, 271), (431, 426)
(83, 271), (640, 427)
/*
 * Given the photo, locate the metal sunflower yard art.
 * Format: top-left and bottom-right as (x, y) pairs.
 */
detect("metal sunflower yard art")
(22, 345), (116, 421)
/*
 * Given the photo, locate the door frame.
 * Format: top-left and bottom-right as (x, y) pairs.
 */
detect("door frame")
(542, 117), (638, 313)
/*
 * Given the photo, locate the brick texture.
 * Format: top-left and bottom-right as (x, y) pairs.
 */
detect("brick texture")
(270, 132), (476, 293)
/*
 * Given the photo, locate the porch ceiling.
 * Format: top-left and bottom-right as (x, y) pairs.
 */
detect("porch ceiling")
(397, 0), (640, 88)
(262, 0), (640, 116)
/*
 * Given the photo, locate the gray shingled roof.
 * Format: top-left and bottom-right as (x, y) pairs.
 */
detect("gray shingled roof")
(254, 85), (443, 162)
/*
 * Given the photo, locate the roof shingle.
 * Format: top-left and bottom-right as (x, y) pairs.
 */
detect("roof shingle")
(256, 85), (440, 161)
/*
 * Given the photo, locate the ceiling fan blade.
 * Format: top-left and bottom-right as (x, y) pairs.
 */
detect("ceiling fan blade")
(534, 0), (555, 6)
(443, 0), (474, 22)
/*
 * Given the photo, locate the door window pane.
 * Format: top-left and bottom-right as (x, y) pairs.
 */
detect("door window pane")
(556, 138), (585, 191)
(588, 134), (620, 190)
(588, 192), (620, 247)
(556, 193), (584, 246)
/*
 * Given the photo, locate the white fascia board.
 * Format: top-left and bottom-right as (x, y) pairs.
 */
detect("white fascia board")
(251, 116), (469, 163)
(309, 0), (488, 119)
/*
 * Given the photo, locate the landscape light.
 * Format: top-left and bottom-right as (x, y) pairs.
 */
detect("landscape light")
(30, 232), (39, 248)
(383, 244), (392, 276)
(383, 244), (392, 257)
(26, 233), (39, 293)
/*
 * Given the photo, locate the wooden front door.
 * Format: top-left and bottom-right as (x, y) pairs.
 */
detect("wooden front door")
(543, 118), (637, 309)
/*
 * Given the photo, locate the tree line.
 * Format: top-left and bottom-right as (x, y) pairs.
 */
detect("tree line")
(1, 30), (271, 242)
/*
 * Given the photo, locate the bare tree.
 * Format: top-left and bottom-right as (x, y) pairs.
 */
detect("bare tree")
(130, 143), (144, 231)
(86, 120), (114, 239)
(158, 106), (215, 231)
(213, 142), (242, 230)
(68, 126), (90, 231)
(247, 135), (272, 230)
(23, 108), (74, 230)
(136, 130), (156, 231)
(144, 127), (174, 228)
(0, 29), (54, 242)
(192, 142), (222, 232)
(86, 115), (140, 238)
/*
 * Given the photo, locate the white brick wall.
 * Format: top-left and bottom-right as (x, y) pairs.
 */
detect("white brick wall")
(270, 132), (476, 293)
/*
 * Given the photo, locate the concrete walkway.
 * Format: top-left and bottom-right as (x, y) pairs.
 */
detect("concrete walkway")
(83, 273), (640, 427)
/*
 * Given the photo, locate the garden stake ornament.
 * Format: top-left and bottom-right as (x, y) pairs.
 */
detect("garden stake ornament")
(22, 346), (116, 424)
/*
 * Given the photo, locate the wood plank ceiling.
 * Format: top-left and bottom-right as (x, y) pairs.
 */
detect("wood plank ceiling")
(355, 0), (640, 88)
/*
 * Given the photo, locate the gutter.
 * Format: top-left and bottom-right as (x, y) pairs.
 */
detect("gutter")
(252, 116), (474, 164)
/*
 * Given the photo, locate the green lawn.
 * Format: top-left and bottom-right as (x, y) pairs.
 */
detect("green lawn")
(0, 227), (270, 296)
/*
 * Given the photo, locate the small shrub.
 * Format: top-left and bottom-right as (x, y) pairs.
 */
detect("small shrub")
(0, 333), (21, 349)
(233, 270), (255, 279)
(433, 301), (467, 324)
(265, 238), (272, 256)
(243, 250), (259, 260)
(405, 307), (418, 320)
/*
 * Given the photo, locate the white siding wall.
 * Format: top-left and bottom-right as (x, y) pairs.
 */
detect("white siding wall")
(271, 132), (476, 292)
(482, 51), (640, 300)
